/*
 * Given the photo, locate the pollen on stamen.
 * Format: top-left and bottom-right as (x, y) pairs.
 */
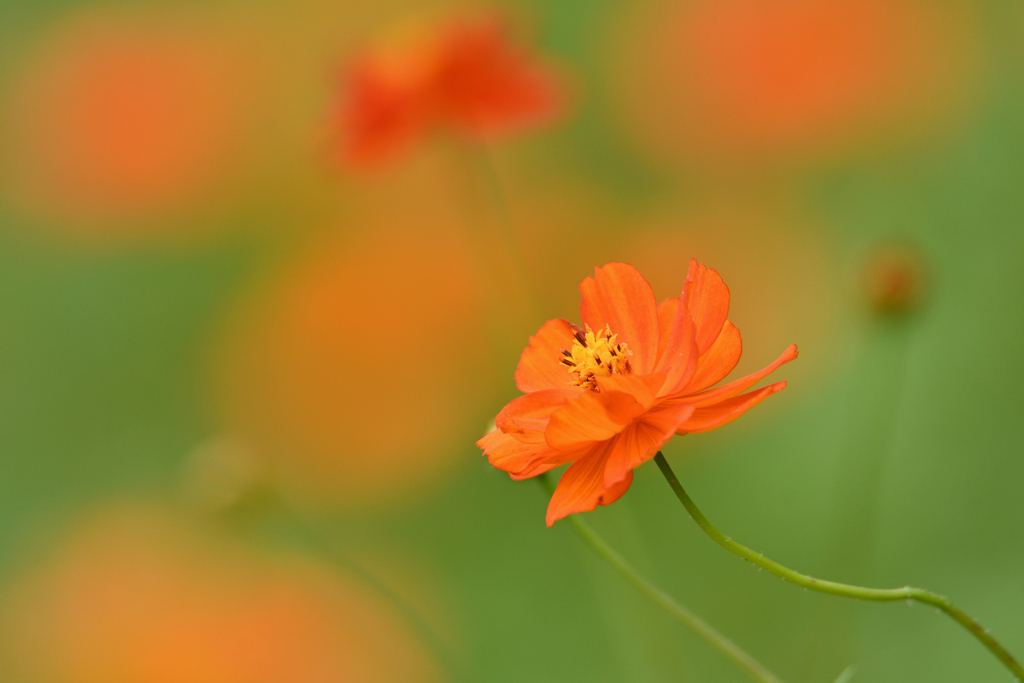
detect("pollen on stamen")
(563, 324), (632, 390)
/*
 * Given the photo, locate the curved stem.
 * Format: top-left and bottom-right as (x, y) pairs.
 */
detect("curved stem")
(652, 452), (1024, 681)
(538, 475), (785, 683)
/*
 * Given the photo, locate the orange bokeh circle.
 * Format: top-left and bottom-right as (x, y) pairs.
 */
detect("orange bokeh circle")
(214, 227), (487, 506)
(2, 11), (258, 240)
(0, 507), (445, 683)
(609, 0), (977, 163)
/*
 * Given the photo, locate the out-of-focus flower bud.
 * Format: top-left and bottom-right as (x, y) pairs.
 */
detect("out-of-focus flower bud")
(862, 242), (928, 315)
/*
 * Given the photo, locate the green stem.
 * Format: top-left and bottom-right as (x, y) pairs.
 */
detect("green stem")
(538, 475), (785, 683)
(450, 143), (540, 365)
(473, 148), (529, 280)
(470, 145), (543, 322)
(652, 452), (1024, 681)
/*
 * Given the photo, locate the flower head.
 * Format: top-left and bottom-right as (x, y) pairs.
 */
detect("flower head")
(335, 16), (564, 168)
(478, 261), (797, 526)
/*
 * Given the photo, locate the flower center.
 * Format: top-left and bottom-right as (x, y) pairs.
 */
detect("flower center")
(560, 324), (632, 390)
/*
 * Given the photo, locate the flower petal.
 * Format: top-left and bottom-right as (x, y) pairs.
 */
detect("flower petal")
(684, 260), (730, 356)
(545, 445), (634, 526)
(510, 444), (591, 480)
(433, 17), (565, 138)
(338, 59), (428, 168)
(579, 263), (659, 374)
(496, 388), (579, 444)
(514, 318), (578, 392)
(677, 382), (786, 434)
(655, 283), (699, 397)
(545, 390), (644, 451)
(477, 429), (557, 478)
(598, 469), (633, 507)
(602, 402), (695, 488)
(656, 297), (679, 365)
(595, 371), (669, 410)
(681, 320), (743, 394)
(687, 344), (798, 408)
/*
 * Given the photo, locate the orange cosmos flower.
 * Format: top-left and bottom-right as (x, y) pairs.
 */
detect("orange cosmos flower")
(478, 261), (798, 526)
(336, 16), (564, 168)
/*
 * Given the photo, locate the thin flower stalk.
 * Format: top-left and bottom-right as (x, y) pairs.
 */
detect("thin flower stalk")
(653, 452), (1024, 681)
(538, 474), (785, 683)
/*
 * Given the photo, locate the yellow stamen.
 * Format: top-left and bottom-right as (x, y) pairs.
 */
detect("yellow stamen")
(560, 324), (632, 390)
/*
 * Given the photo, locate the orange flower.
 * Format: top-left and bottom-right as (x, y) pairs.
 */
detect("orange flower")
(478, 261), (797, 526)
(335, 16), (564, 168)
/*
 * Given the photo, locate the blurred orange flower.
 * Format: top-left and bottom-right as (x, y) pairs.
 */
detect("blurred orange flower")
(0, 507), (445, 683)
(214, 227), (487, 506)
(478, 261), (797, 526)
(335, 15), (564, 168)
(2, 10), (261, 238)
(610, 0), (976, 163)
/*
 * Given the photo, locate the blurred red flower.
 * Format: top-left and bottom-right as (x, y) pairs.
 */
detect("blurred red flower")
(478, 261), (797, 526)
(335, 16), (565, 168)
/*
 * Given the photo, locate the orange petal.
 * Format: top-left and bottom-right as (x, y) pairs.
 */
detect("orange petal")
(518, 435), (605, 478)
(656, 298), (679, 365)
(678, 382), (786, 434)
(684, 260), (731, 355)
(545, 390), (644, 451)
(514, 318), (578, 392)
(338, 59), (428, 168)
(508, 461), (559, 480)
(508, 444), (589, 480)
(682, 320), (743, 394)
(545, 445), (629, 526)
(477, 429), (556, 478)
(579, 262), (659, 374)
(687, 344), (798, 407)
(655, 282), (699, 396)
(595, 371), (669, 410)
(495, 388), (579, 444)
(599, 469), (633, 507)
(433, 17), (564, 138)
(602, 402), (695, 488)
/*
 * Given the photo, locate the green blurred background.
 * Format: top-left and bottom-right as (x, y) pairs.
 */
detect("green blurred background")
(0, 0), (1021, 681)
